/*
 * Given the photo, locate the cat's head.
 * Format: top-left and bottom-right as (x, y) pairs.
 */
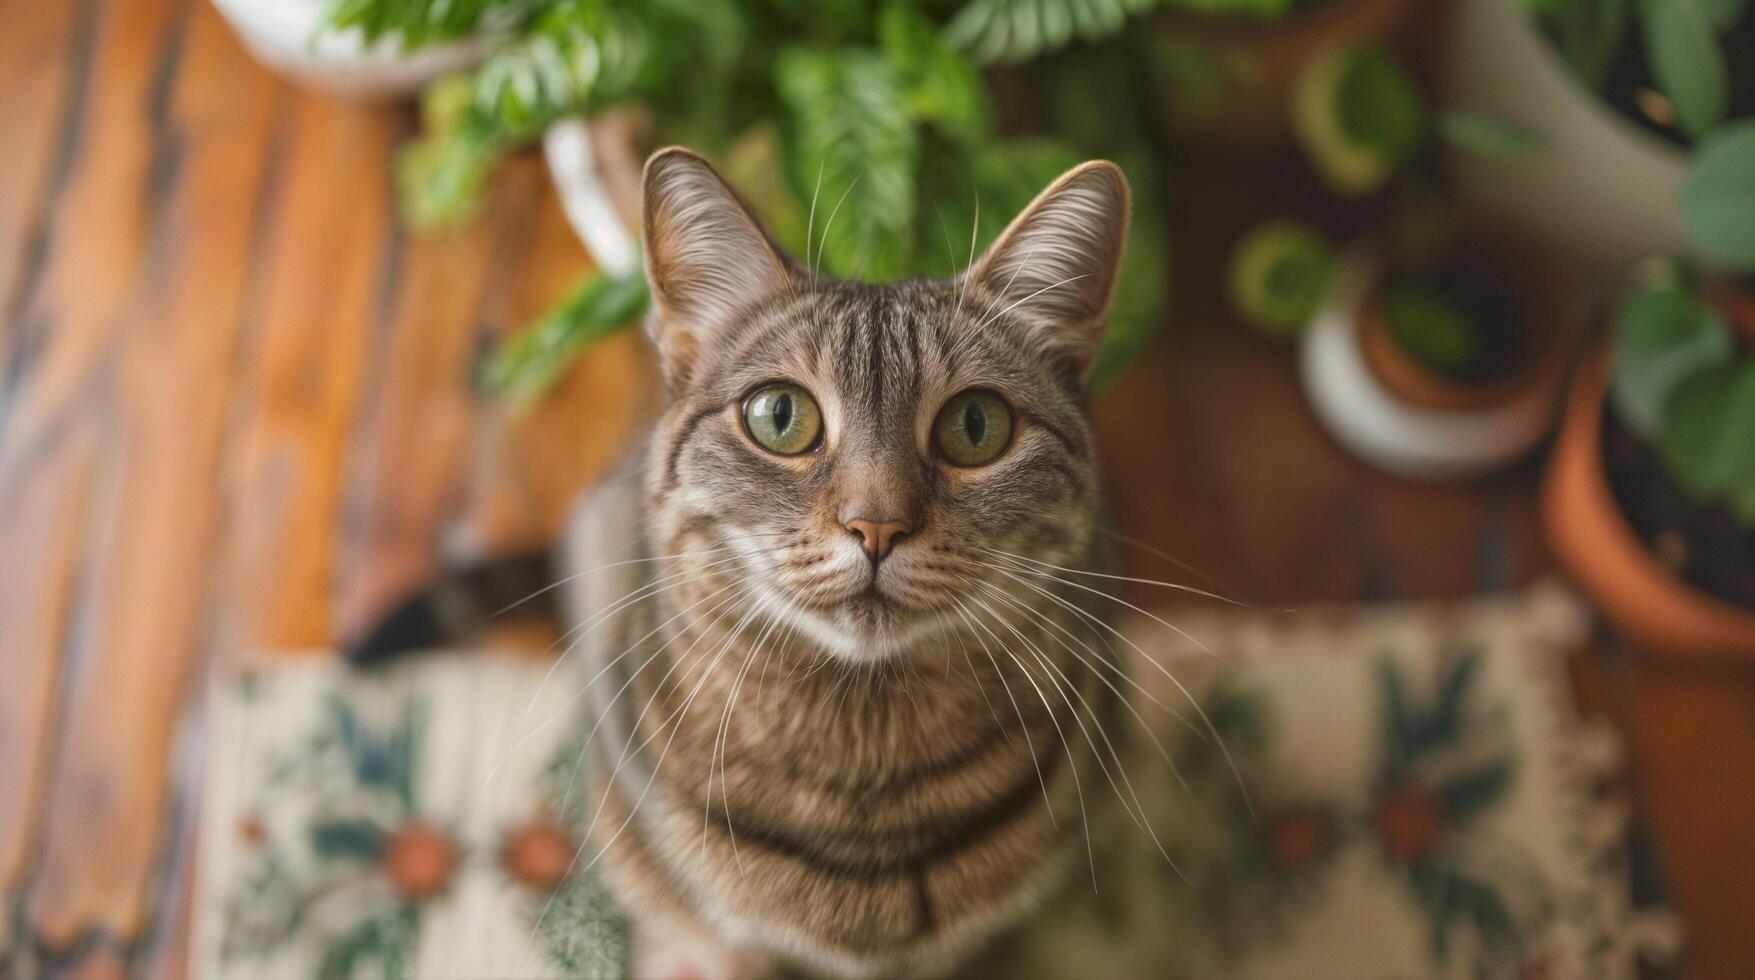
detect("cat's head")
(640, 147), (1128, 662)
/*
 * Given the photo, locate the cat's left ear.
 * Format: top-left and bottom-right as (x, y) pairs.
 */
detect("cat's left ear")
(965, 161), (1129, 377)
(641, 147), (795, 387)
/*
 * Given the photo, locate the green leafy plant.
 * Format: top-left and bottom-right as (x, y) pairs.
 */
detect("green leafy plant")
(1294, 42), (1541, 199)
(324, 0), (1174, 400)
(1225, 39), (1537, 338)
(1381, 283), (1483, 377)
(1610, 259), (1755, 526)
(1525, 0), (1755, 271)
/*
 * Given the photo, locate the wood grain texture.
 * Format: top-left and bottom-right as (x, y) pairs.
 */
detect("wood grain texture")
(0, 0), (91, 373)
(25, 0), (278, 947)
(0, 10), (1752, 977)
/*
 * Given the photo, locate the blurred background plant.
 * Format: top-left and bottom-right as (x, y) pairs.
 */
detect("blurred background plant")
(1521, 0), (1755, 271)
(323, 0), (1177, 400)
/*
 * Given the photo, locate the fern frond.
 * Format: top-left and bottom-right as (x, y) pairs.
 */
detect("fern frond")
(322, 0), (543, 48)
(776, 48), (919, 280)
(945, 0), (1158, 65)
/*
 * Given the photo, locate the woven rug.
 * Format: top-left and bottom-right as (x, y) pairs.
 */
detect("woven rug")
(191, 587), (1677, 978)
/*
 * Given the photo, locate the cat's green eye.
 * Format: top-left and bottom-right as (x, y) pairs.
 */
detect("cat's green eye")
(935, 390), (1014, 467)
(742, 383), (823, 456)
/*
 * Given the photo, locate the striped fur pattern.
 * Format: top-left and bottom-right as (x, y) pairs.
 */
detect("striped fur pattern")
(581, 148), (1132, 979)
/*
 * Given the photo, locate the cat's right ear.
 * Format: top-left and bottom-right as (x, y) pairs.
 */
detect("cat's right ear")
(641, 147), (793, 387)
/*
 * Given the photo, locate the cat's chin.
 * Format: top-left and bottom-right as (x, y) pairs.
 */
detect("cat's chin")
(773, 592), (943, 665)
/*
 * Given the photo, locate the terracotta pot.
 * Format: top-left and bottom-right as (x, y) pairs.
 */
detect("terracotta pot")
(1151, 0), (1423, 148)
(1300, 250), (1566, 479)
(1358, 275), (1559, 415)
(1541, 346), (1755, 659)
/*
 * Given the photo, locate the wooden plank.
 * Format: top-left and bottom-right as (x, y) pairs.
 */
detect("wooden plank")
(459, 172), (660, 554)
(1618, 658), (1755, 980)
(0, 0), (91, 368)
(0, 0), (180, 946)
(333, 158), (546, 642)
(23, 0), (279, 950)
(216, 90), (394, 653)
(0, 426), (92, 900)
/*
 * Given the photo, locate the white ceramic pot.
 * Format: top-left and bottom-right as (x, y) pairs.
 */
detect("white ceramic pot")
(1440, 0), (1688, 285)
(1299, 252), (1560, 480)
(210, 0), (491, 98)
(543, 118), (643, 276)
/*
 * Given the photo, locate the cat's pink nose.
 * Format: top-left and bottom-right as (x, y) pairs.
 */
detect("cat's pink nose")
(844, 519), (910, 563)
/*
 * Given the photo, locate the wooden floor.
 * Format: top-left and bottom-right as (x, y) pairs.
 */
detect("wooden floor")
(1, 1), (1751, 976)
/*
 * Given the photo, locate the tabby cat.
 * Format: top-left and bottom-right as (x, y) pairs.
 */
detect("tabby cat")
(561, 147), (1131, 980)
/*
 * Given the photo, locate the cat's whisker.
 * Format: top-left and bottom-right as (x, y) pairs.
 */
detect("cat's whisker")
(984, 552), (1231, 666)
(947, 596), (1054, 827)
(976, 243), (1038, 327)
(814, 176), (860, 276)
(805, 159), (824, 276)
(533, 585), (772, 943)
(486, 551), (753, 789)
(967, 583), (1165, 873)
(706, 589), (793, 884)
(962, 188), (980, 310)
(975, 272), (1091, 332)
(1092, 525), (1235, 595)
(525, 579), (760, 949)
(971, 581), (1192, 882)
(495, 569), (750, 796)
(961, 592), (1096, 887)
(972, 580), (1190, 794)
(938, 606), (1012, 744)
(487, 537), (775, 623)
(555, 581), (756, 818)
(980, 560), (1258, 822)
(982, 545), (1247, 608)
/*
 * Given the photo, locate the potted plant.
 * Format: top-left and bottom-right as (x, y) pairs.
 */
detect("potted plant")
(1544, 260), (1755, 658)
(247, 0), (1177, 398)
(1143, 0), (1425, 148)
(209, 0), (498, 96)
(1441, 0), (1755, 282)
(1296, 232), (1569, 478)
(1221, 38), (1560, 479)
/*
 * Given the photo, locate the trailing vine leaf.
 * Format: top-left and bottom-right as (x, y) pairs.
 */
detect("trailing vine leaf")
(776, 47), (918, 280)
(1637, 0), (1729, 138)
(1681, 120), (1755, 270)
(483, 267), (650, 402)
(323, 0), (541, 48)
(945, 0), (1158, 65)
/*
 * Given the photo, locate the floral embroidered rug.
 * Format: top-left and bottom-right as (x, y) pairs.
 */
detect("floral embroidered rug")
(191, 587), (1677, 978)
(191, 654), (629, 979)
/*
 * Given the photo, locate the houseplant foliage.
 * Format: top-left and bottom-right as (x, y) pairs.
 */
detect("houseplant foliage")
(324, 0), (1177, 398)
(1521, 0), (1755, 269)
(1610, 261), (1755, 540)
